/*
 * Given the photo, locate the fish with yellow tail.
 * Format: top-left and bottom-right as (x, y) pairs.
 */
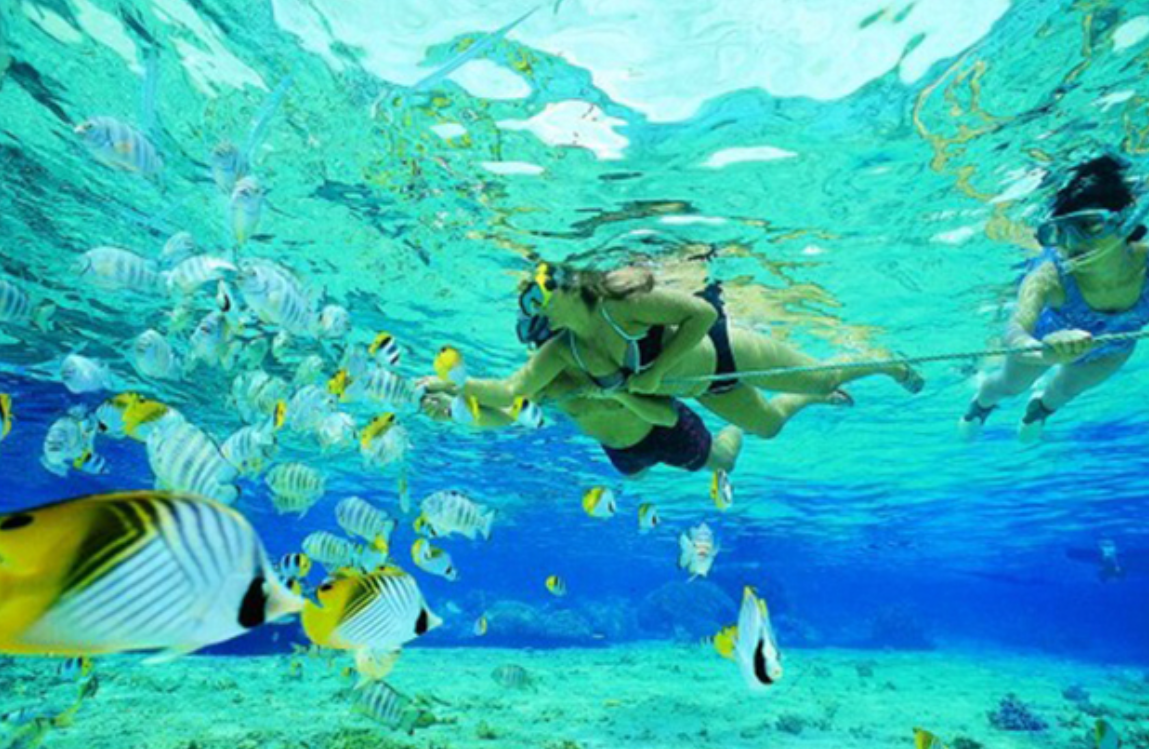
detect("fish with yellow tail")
(359, 414), (410, 469)
(913, 728), (947, 748)
(411, 539), (459, 581)
(301, 565), (441, 652)
(338, 367), (425, 414)
(582, 487), (617, 519)
(336, 496), (396, 551)
(1095, 719), (1120, 749)
(302, 531), (387, 573)
(473, 615), (488, 637)
(0, 491), (302, 659)
(448, 395), (484, 426)
(96, 393), (178, 442)
(733, 586), (782, 690)
(221, 408), (282, 478)
(545, 575), (567, 597)
(370, 332), (402, 369)
(711, 470), (733, 511)
(433, 346), (466, 386)
(678, 523), (718, 579)
(508, 396), (544, 429)
(702, 624), (738, 661)
(0, 394), (12, 443)
(41, 408), (105, 478)
(278, 553), (312, 580)
(55, 655), (94, 682)
(637, 502), (659, 533)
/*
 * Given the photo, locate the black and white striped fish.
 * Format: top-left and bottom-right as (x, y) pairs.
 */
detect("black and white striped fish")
(302, 531), (386, 573)
(75, 247), (161, 292)
(416, 491), (494, 541)
(146, 418), (239, 505)
(266, 463), (325, 517)
(336, 496), (395, 549)
(74, 117), (162, 177)
(340, 367), (425, 414)
(0, 278), (55, 331)
(354, 681), (423, 733)
(0, 491), (301, 658)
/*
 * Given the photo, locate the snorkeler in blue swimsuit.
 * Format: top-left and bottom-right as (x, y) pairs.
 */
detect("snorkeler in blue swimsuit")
(960, 155), (1149, 442)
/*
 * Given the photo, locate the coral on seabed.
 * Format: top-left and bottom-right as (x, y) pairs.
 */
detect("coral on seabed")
(987, 694), (1048, 732)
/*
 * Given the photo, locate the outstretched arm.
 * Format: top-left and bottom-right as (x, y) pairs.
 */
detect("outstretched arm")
(460, 337), (567, 408)
(615, 289), (718, 394)
(1006, 262), (1078, 364)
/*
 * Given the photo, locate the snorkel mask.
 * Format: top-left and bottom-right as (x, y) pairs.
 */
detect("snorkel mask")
(516, 263), (562, 348)
(1038, 155), (1149, 256)
(1037, 204), (1149, 251)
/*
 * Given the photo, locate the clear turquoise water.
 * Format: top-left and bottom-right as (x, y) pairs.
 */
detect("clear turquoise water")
(2, 0), (1149, 745)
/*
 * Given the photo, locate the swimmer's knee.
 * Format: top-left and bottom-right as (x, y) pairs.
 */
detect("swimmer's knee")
(747, 420), (784, 440)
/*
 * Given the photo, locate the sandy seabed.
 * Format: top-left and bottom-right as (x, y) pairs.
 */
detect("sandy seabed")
(2, 644), (1148, 749)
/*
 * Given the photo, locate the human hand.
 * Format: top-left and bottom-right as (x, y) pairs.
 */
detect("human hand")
(1041, 329), (1095, 364)
(419, 376), (459, 396)
(627, 368), (664, 395)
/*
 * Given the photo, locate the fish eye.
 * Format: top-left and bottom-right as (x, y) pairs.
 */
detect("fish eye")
(318, 583), (333, 593)
(0, 514), (34, 531)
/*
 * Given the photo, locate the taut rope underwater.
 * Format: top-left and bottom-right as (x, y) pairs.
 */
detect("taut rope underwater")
(662, 329), (1149, 384)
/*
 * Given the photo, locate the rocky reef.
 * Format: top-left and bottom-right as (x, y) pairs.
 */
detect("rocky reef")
(987, 694), (1048, 731)
(636, 581), (736, 639)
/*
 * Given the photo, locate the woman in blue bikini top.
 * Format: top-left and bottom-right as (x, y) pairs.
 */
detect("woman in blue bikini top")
(960, 154), (1149, 442)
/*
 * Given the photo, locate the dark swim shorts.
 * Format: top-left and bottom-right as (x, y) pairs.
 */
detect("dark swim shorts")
(601, 401), (712, 476)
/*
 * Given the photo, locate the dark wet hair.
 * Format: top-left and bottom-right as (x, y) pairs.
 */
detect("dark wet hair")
(1051, 155), (1135, 217)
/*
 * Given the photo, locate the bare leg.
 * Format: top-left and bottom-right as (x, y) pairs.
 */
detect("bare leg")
(698, 384), (842, 440)
(1017, 350), (1132, 443)
(974, 355), (1050, 407)
(705, 426), (743, 473)
(959, 354), (1049, 439)
(726, 328), (915, 395)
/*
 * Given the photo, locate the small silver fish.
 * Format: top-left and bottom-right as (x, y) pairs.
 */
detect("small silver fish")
(266, 463), (325, 517)
(41, 407), (104, 477)
(231, 370), (290, 425)
(75, 116), (163, 176)
(60, 352), (114, 394)
(164, 255), (237, 296)
(230, 176), (264, 246)
(0, 278), (54, 330)
(316, 304), (351, 339)
(147, 417), (239, 505)
(678, 523), (719, 579)
(416, 491), (494, 541)
(75, 246), (160, 292)
(160, 231), (197, 266)
(132, 329), (180, 380)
